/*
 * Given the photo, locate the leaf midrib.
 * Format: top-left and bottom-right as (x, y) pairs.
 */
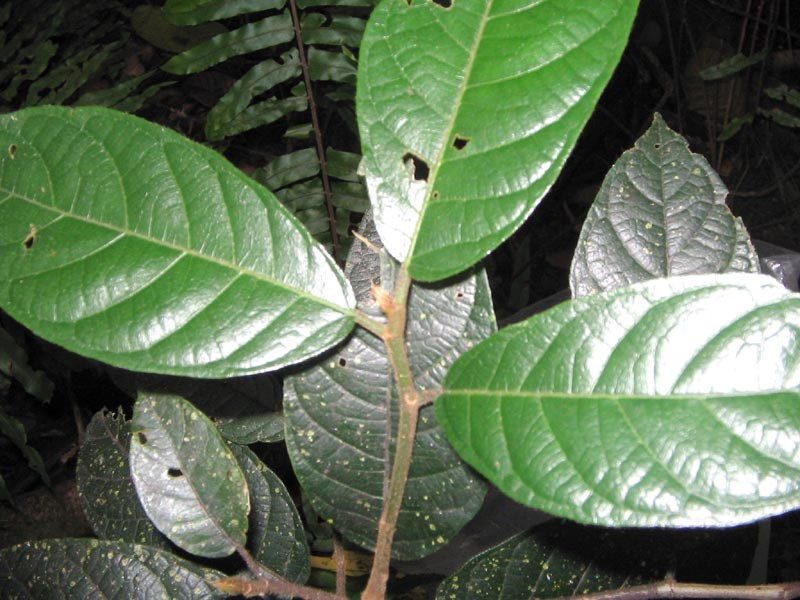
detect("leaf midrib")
(1, 187), (353, 315)
(406, 0), (495, 267)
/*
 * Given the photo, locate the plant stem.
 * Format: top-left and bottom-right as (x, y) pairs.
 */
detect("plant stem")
(287, 0), (341, 264)
(362, 266), (419, 600)
(553, 579), (800, 600)
(230, 546), (345, 600)
(214, 575), (344, 600)
(355, 309), (387, 339)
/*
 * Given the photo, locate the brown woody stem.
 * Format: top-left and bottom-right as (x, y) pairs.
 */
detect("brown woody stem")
(362, 266), (419, 600)
(552, 579), (800, 600)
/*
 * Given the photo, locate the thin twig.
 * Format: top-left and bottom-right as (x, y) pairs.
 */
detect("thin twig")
(215, 575), (344, 600)
(288, 0), (341, 264)
(355, 310), (387, 339)
(551, 578), (800, 600)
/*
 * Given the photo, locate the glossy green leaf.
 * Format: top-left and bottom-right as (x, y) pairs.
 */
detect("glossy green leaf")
(570, 114), (759, 297)
(164, 0), (286, 26)
(0, 325), (53, 402)
(0, 539), (223, 599)
(358, 0), (639, 281)
(437, 520), (756, 599)
(285, 217), (492, 559)
(0, 107), (355, 377)
(308, 47), (356, 84)
(130, 393), (249, 558)
(230, 444), (311, 582)
(301, 14), (366, 47)
(163, 14), (294, 75)
(76, 409), (169, 546)
(438, 273), (800, 527)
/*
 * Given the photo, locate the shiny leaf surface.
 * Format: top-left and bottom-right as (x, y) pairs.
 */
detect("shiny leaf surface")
(358, 0), (639, 281)
(0, 107), (355, 377)
(0, 539), (223, 599)
(77, 409), (168, 546)
(438, 274), (800, 527)
(130, 393), (249, 557)
(284, 217), (491, 559)
(164, 0), (285, 25)
(231, 444), (311, 582)
(570, 114), (759, 297)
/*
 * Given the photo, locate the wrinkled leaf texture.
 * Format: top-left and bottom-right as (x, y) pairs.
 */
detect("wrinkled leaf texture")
(358, 0), (640, 281)
(438, 274), (800, 527)
(570, 113), (759, 297)
(284, 216), (492, 559)
(76, 409), (168, 547)
(0, 107), (355, 377)
(0, 539), (223, 599)
(436, 520), (756, 599)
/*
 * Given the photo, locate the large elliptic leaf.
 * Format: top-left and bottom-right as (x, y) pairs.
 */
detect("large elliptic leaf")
(436, 520), (756, 599)
(0, 539), (223, 599)
(230, 444), (311, 582)
(570, 113), (759, 297)
(284, 217), (492, 559)
(437, 273), (800, 527)
(76, 409), (168, 547)
(130, 393), (250, 558)
(357, 0), (640, 281)
(0, 107), (355, 377)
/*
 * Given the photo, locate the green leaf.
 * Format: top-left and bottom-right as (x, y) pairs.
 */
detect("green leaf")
(765, 84), (800, 110)
(76, 409), (169, 546)
(164, 0), (286, 26)
(230, 444), (311, 582)
(285, 216), (492, 559)
(358, 0), (639, 281)
(759, 106), (800, 129)
(205, 50), (302, 141)
(254, 148), (320, 191)
(0, 325), (53, 402)
(301, 14), (366, 48)
(162, 14), (294, 75)
(308, 47), (356, 84)
(130, 393), (250, 558)
(436, 520), (756, 599)
(131, 5), (227, 54)
(0, 406), (50, 488)
(0, 106), (355, 377)
(437, 273), (800, 527)
(570, 114), (759, 297)
(700, 49), (767, 81)
(0, 539), (223, 599)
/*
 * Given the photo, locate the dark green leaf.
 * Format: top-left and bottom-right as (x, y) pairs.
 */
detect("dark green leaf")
(131, 5), (226, 54)
(0, 107), (355, 377)
(205, 50), (302, 141)
(254, 148), (321, 191)
(0, 539), (223, 599)
(164, 0), (286, 25)
(358, 0), (639, 281)
(230, 444), (311, 582)
(76, 409), (169, 546)
(285, 217), (492, 559)
(210, 95), (307, 140)
(130, 393), (249, 558)
(759, 106), (800, 129)
(700, 49), (767, 81)
(438, 274), (800, 527)
(570, 113), (758, 297)
(301, 14), (366, 47)
(436, 520), (756, 599)
(308, 47), (356, 83)
(163, 14), (294, 75)
(0, 325), (53, 402)
(765, 84), (800, 110)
